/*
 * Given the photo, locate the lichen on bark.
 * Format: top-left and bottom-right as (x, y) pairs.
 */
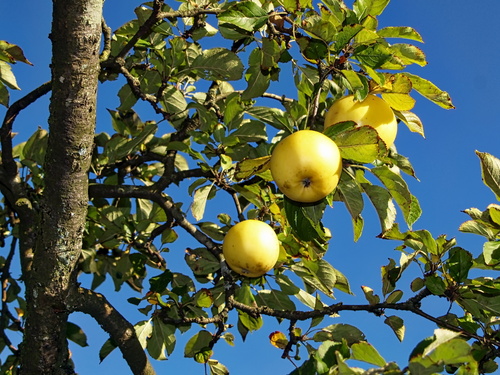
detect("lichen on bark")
(19, 1), (103, 374)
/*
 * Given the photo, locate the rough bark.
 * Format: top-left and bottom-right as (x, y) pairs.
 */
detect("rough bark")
(19, 1), (103, 374)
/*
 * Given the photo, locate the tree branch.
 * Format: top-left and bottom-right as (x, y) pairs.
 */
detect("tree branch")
(1, 81), (51, 178)
(88, 184), (219, 253)
(70, 288), (156, 375)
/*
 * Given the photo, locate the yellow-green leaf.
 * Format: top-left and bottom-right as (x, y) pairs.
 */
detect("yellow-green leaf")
(351, 341), (386, 366)
(382, 92), (416, 111)
(403, 72), (455, 109)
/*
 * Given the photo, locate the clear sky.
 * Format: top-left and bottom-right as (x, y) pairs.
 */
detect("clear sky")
(1, 0), (500, 374)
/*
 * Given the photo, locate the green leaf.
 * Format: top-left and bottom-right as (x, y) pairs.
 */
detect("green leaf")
(0, 81), (9, 107)
(386, 289), (403, 303)
(425, 275), (446, 296)
(476, 151), (500, 200)
(394, 109), (425, 137)
(23, 127), (49, 165)
(184, 330), (213, 358)
(459, 219), (498, 240)
(117, 83), (138, 111)
(194, 288), (214, 308)
(185, 247), (221, 276)
(0, 61), (20, 90)
(246, 106), (291, 131)
(372, 166), (421, 228)
(284, 198), (326, 241)
(385, 315), (405, 342)
(362, 184), (396, 233)
(241, 65), (271, 100)
(208, 359), (230, 375)
(235, 284), (263, 331)
(361, 285), (380, 305)
(298, 259), (339, 297)
(313, 323), (366, 345)
(191, 183), (215, 221)
(66, 322), (89, 347)
(161, 84), (188, 116)
(333, 125), (383, 163)
(333, 24), (364, 54)
(354, 0), (390, 19)
(135, 320), (153, 349)
(147, 316), (176, 360)
(0, 41), (33, 65)
(423, 329), (460, 357)
(403, 72), (455, 109)
(390, 43), (427, 67)
(99, 339), (117, 362)
(341, 70), (369, 99)
(149, 270), (173, 293)
(218, 1), (268, 32)
(188, 48), (244, 81)
(377, 27), (424, 42)
(447, 247), (473, 282)
(483, 241), (500, 266)
(351, 341), (386, 366)
(488, 204), (500, 225)
(233, 156), (271, 181)
(115, 122), (157, 161)
(255, 289), (296, 311)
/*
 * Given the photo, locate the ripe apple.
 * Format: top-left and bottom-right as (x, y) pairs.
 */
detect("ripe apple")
(324, 94), (398, 147)
(269, 130), (342, 203)
(222, 220), (280, 277)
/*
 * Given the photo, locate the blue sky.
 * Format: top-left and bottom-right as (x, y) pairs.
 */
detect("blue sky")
(2, 0), (500, 374)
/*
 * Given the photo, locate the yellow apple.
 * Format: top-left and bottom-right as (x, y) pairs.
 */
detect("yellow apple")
(222, 220), (280, 277)
(324, 94), (398, 147)
(269, 130), (342, 203)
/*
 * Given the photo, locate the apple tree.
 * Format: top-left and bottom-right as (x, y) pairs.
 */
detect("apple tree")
(1, 0), (500, 374)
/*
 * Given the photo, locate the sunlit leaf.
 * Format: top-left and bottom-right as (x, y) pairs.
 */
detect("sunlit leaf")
(184, 330), (213, 358)
(403, 72), (454, 109)
(385, 315), (405, 341)
(372, 166), (421, 228)
(218, 1), (268, 32)
(351, 341), (386, 366)
(147, 317), (176, 360)
(135, 320), (153, 349)
(333, 125), (383, 163)
(390, 44), (427, 67)
(476, 151), (500, 201)
(269, 331), (289, 349)
(234, 156), (271, 180)
(362, 184), (396, 232)
(381, 92), (415, 111)
(313, 323), (366, 345)
(0, 81), (9, 107)
(188, 48), (244, 81)
(377, 27), (423, 42)
(0, 41), (33, 65)
(0, 61), (20, 90)
(208, 359), (230, 375)
(394, 109), (424, 137)
(191, 183), (215, 221)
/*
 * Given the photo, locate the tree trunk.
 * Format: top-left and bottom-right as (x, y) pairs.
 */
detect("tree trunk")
(19, 0), (103, 373)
